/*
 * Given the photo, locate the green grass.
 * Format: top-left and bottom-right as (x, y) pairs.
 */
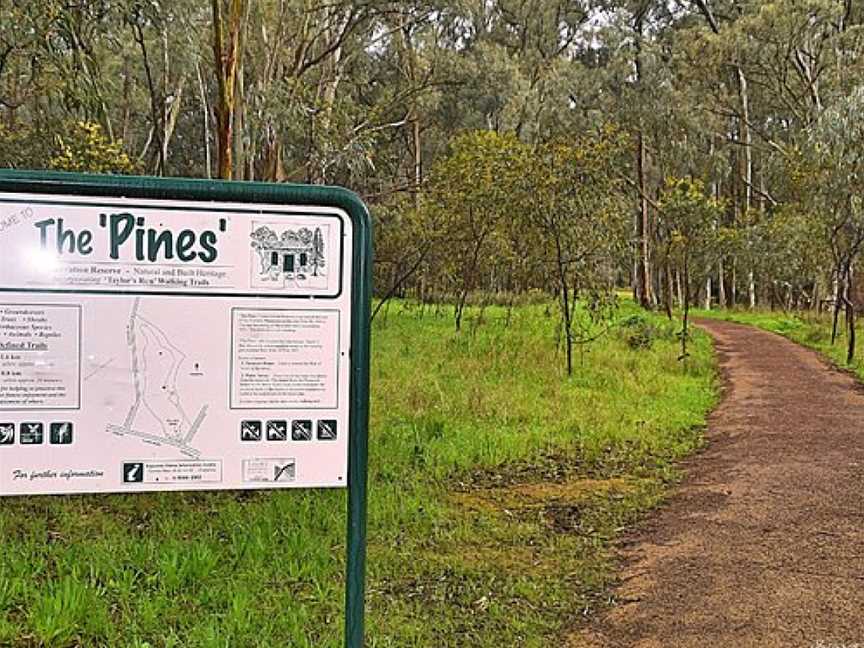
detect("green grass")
(0, 300), (718, 647)
(696, 306), (864, 378)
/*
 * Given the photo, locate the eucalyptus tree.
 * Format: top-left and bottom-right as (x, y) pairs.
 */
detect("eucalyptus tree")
(749, 206), (826, 311)
(583, 0), (686, 309)
(657, 177), (726, 359)
(516, 127), (630, 375)
(800, 86), (864, 361)
(424, 130), (524, 331)
(663, 0), (862, 309)
(123, 0), (204, 176)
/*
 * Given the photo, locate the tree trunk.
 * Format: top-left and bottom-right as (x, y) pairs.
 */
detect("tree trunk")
(211, 0), (245, 180)
(455, 289), (468, 332)
(731, 258), (737, 306)
(738, 67), (755, 311)
(398, 14), (423, 209)
(560, 281), (573, 377)
(846, 263), (855, 363)
(195, 59), (212, 179)
(812, 275), (820, 313)
(132, 20), (164, 175)
(680, 259), (691, 360)
(748, 271), (756, 309)
(455, 229), (487, 332)
(551, 232), (574, 376)
(665, 264), (674, 320)
(832, 268), (842, 345)
(635, 131), (651, 308)
(310, 9), (351, 184)
(704, 277), (711, 310)
(232, 34), (246, 180)
(412, 117), (422, 209)
(634, 13), (651, 309)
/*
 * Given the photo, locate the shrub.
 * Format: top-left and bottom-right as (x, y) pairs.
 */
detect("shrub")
(619, 313), (670, 350)
(48, 121), (137, 174)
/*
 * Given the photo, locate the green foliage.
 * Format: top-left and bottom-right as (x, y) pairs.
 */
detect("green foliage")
(657, 177), (728, 293)
(29, 576), (111, 646)
(751, 204), (826, 302)
(619, 313), (674, 350)
(0, 123), (52, 170)
(382, 126), (630, 359)
(801, 86), (864, 263)
(48, 122), (137, 174)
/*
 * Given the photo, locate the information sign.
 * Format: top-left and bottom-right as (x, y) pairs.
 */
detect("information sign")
(0, 171), (372, 647)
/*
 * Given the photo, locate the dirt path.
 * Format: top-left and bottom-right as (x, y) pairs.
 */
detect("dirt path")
(572, 319), (864, 648)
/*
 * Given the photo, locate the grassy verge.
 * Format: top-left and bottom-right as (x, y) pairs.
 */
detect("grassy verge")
(695, 307), (864, 379)
(0, 300), (717, 648)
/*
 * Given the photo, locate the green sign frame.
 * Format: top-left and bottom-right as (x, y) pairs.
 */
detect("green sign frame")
(0, 169), (372, 648)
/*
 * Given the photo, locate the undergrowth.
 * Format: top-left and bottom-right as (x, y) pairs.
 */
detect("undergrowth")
(0, 300), (717, 647)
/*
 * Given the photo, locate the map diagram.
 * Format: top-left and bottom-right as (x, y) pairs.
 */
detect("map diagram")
(106, 298), (207, 457)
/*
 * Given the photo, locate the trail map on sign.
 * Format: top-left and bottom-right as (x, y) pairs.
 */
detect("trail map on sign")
(106, 298), (208, 458)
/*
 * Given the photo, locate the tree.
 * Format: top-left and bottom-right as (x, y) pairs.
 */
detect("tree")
(658, 177), (727, 359)
(518, 128), (629, 375)
(211, 0), (246, 179)
(799, 86), (864, 362)
(424, 130), (524, 331)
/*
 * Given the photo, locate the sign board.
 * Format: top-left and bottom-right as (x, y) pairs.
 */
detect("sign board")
(0, 171), (372, 646)
(0, 190), (357, 494)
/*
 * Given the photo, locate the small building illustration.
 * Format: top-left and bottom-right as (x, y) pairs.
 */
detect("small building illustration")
(250, 225), (325, 282)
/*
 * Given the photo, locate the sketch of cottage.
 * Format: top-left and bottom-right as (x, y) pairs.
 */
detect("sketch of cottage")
(250, 225), (325, 282)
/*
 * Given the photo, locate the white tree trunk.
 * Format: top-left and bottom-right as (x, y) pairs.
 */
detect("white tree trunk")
(748, 271), (756, 309)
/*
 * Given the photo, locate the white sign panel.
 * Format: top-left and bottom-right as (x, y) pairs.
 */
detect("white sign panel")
(0, 192), (352, 495)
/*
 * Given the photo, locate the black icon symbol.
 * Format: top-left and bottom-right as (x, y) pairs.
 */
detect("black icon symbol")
(0, 423), (14, 445)
(291, 420), (312, 441)
(241, 420), (262, 441)
(273, 461), (295, 482)
(20, 422), (44, 444)
(266, 420), (288, 441)
(123, 462), (144, 483)
(50, 422), (73, 445)
(317, 420), (338, 441)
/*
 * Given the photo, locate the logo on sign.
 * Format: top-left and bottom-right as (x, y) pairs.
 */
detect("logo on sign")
(273, 461), (295, 482)
(50, 422), (74, 445)
(266, 420), (288, 441)
(20, 423), (44, 444)
(317, 420), (338, 441)
(240, 420), (262, 441)
(122, 462), (144, 483)
(292, 420), (312, 441)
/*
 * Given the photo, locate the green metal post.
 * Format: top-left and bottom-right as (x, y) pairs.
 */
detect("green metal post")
(345, 194), (372, 648)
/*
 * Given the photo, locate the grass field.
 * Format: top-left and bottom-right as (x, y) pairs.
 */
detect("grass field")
(0, 300), (717, 648)
(696, 307), (864, 379)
